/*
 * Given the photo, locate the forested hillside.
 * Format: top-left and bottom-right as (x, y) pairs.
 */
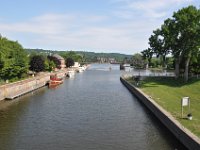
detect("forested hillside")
(25, 49), (132, 63)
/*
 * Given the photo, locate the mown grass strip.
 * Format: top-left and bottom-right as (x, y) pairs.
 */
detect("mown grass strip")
(127, 77), (200, 137)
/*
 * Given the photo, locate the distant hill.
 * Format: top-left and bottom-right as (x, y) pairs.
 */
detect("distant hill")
(25, 49), (132, 63)
(76, 51), (132, 63)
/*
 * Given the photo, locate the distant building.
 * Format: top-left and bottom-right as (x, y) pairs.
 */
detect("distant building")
(52, 54), (66, 69)
(97, 57), (116, 63)
(97, 57), (107, 63)
(108, 58), (116, 63)
(73, 62), (80, 68)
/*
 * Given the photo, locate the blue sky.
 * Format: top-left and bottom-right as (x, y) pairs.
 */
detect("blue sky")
(0, 0), (199, 54)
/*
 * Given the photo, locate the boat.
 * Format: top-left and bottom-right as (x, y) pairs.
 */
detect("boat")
(66, 70), (75, 78)
(48, 74), (63, 87)
(78, 66), (85, 73)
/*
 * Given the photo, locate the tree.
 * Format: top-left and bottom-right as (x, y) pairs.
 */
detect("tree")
(66, 57), (74, 68)
(148, 29), (170, 69)
(0, 53), (4, 70)
(29, 55), (45, 72)
(141, 48), (153, 68)
(47, 55), (61, 69)
(131, 53), (145, 69)
(146, 5), (200, 82)
(0, 36), (29, 81)
(44, 59), (56, 71)
(190, 53), (200, 76)
(171, 6), (200, 81)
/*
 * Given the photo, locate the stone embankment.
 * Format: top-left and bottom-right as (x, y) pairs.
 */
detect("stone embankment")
(0, 73), (50, 100)
(0, 69), (68, 101)
(0, 65), (89, 101)
(120, 76), (200, 150)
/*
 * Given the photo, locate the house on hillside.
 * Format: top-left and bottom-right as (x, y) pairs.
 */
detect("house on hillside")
(52, 54), (66, 69)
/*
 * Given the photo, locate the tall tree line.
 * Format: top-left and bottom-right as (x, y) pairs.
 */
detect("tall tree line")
(0, 36), (29, 81)
(142, 5), (200, 82)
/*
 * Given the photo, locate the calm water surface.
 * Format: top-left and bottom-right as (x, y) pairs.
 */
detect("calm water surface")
(0, 64), (187, 150)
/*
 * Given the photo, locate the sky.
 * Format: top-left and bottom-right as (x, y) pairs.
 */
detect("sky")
(0, 0), (199, 54)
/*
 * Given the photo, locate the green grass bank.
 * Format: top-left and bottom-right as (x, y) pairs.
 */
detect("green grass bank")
(127, 77), (200, 138)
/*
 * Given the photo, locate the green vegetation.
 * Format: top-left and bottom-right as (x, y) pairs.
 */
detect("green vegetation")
(47, 55), (61, 69)
(25, 49), (132, 63)
(2, 35), (131, 83)
(142, 5), (200, 82)
(29, 55), (45, 72)
(130, 53), (146, 69)
(76, 51), (131, 63)
(0, 36), (86, 83)
(128, 77), (200, 137)
(0, 36), (29, 82)
(65, 57), (74, 67)
(61, 51), (83, 64)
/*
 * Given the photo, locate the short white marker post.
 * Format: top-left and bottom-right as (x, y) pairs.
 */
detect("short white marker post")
(181, 97), (190, 118)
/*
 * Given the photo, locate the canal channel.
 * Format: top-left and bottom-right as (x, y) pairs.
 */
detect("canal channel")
(0, 64), (187, 150)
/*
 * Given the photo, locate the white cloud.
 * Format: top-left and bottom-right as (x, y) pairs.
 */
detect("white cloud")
(0, 0), (196, 54)
(129, 0), (194, 10)
(1, 12), (153, 53)
(0, 13), (109, 35)
(26, 18), (155, 52)
(111, 0), (195, 19)
(0, 14), (75, 35)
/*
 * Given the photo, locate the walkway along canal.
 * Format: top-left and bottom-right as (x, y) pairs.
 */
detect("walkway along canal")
(0, 64), (187, 150)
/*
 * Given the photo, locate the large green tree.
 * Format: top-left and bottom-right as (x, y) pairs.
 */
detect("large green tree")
(131, 53), (145, 69)
(141, 48), (153, 68)
(65, 57), (75, 68)
(169, 6), (200, 81)
(0, 36), (29, 81)
(183, 7), (199, 81)
(145, 5), (200, 82)
(47, 55), (61, 69)
(29, 55), (45, 72)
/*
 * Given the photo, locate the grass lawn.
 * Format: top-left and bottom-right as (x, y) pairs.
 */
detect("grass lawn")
(127, 77), (200, 138)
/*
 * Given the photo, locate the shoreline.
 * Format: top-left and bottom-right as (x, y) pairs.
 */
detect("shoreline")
(0, 68), (72, 101)
(120, 76), (200, 150)
(0, 65), (89, 101)
(0, 73), (50, 100)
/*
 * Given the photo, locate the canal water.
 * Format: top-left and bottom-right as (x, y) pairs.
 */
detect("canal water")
(0, 64), (187, 150)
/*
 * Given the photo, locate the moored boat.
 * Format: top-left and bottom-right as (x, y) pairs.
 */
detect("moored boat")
(66, 70), (75, 78)
(48, 74), (63, 87)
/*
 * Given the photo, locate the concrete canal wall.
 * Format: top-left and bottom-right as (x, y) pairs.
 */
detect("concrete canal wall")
(0, 73), (51, 100)
(0, 69), (71, 101)
(120, 77), (200, 150)
(0, 68), (79, 101)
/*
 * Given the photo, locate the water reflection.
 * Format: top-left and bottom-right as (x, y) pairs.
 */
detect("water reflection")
(0, 64), (186, 150)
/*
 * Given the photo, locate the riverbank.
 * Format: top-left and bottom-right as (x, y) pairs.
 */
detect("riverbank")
(0, 73), (50, 100)
(120, 76), (200, 150)
(0, 66), (88, 101)
(0, 65), (89, 100)
(137, 77), (200, 137)
(0, 64), (184, 150)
